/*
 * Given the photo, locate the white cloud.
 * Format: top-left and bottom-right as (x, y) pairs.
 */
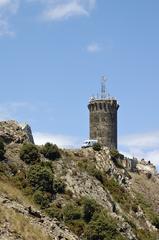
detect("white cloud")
(120, 131), (159, 149)
(88, 0), (96, 9)
(0, 0), (19, 36)
(29, 0), (96, 21)
(43, 1), (88, 21)
(0, 0), (10, 7)
(0, 19), (14, 36)
(0, 0), (96, 35)
(119, 131), (159, 168)
(87, 42), (101, 53)
(0, 102), (36, 120)
(33, 132), (79, 148)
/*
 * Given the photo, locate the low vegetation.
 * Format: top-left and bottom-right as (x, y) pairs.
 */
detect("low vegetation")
(0, 205), (51, 240)
(0, 138), (5, 160)
(20, 143), (40, 164)
(78, 158), (136, 213)
(77, 159), (104, 183)
(110, 149), (124, 168)
(135, 229), (158, 240)
(33, 190), (52, 208)
(27, 163), (54, 192)
(136, 192), (159, 229)
(84, 210), (126, 240)
(41, 142), (61, 160)
(0, 139), (158, 240)
(47, 197), (126, 240)
(92, 142), (102, 151)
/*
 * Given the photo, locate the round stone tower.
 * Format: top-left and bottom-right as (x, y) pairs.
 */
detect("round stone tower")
(88, 77), (119, 149)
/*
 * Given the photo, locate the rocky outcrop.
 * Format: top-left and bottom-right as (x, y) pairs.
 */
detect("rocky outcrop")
(0, 120), (34, 144)
(136, 159), (157, 175)
(0, 193), (79, 240)
(0, 122), (158, 240)
(19, 123), (34, 144)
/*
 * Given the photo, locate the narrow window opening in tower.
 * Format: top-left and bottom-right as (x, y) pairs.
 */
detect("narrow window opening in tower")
(104, 103), (106, 111)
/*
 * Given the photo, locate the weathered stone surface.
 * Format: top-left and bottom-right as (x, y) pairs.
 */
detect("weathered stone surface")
(136, 159), (157, 175)
(88, 99), (119, 149)
(0, 132), (158, 240)
(19, 123), (34, 144)
(0, 193), (79, 240)
(0, 120), (34, 144)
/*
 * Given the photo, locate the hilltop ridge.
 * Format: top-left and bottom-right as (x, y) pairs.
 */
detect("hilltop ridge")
(0, 120), (159, 240)
(0, 120), (34, 144)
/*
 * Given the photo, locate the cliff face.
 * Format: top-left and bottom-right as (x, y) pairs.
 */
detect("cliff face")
(0, 122), (159, 240)
(0, 120), (34, 144)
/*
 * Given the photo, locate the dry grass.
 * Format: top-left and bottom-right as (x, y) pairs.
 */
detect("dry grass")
(0, 179), (36, 207)
(130, 173), (159, 214)
(0, 205), (51, 240)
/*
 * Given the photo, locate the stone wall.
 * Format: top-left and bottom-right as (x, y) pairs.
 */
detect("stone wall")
(88, 99), (119, 149)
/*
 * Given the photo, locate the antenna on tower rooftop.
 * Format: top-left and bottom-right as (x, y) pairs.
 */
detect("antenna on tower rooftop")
(101, 75), (107, 99)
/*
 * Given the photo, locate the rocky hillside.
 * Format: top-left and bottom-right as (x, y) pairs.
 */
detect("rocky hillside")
(0, 120), (34, 144)
(0, 121), (159, 240)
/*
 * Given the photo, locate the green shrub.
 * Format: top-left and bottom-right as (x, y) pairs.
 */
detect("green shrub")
(152, 215), (159, 229)
(136, 193), (159, 228)
(65, 189), (73, 199)
(27, 164), (54, 192)
(103, 178), (132, 211)
(110, 149), (124, 168)
(110, 149), (124, 160)
(8, 162), (18, 175)
(0, 139), (5, 160)
(131, 203), (139, 213)
(46, 204), (63, 220)
(84, 210), (125, 240)
(53, 179), (65, 194)
(78, 159), (104, 183)
(110, 149), (119, 159)
(13, 170), (27, 189)
(136, 229), (158, 240)
(88, 166), (104, 183)
(93, 143), (102, 151)
(67, 219), (86, 236)
(20, 143), (40, 164)
(82, 198), (98, 223)
(41, 143), (61, 160)
(63, 204), (81, 221)
(0, 162), (9, 175)
(33, 190), (52, 208)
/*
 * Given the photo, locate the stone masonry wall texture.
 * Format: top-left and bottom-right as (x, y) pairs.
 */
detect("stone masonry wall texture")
(88, 99), (119, 149)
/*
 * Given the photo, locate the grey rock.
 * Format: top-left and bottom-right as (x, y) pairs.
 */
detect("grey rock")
(0, 120), (34, 144)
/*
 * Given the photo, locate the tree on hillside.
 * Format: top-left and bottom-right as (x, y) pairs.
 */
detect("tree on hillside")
(41, 142), (61, 160)
(20, 143), (40, 164)
(27, 164), (54, 193)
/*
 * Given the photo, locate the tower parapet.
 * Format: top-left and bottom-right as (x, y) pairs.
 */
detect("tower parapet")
(88, 77), (119, 149)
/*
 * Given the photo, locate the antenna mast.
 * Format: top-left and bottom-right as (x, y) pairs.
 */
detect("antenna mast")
(101, 75), (107, 99)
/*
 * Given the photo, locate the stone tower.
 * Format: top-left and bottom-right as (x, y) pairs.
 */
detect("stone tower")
(88, 77), (119, 149)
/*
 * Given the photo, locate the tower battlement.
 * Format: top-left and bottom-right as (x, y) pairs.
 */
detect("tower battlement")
(88, 78), (119, 149)
(88, 99), (119, 112)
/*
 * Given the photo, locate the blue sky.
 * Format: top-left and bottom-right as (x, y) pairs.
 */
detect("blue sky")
(0, 0), (159, 168)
